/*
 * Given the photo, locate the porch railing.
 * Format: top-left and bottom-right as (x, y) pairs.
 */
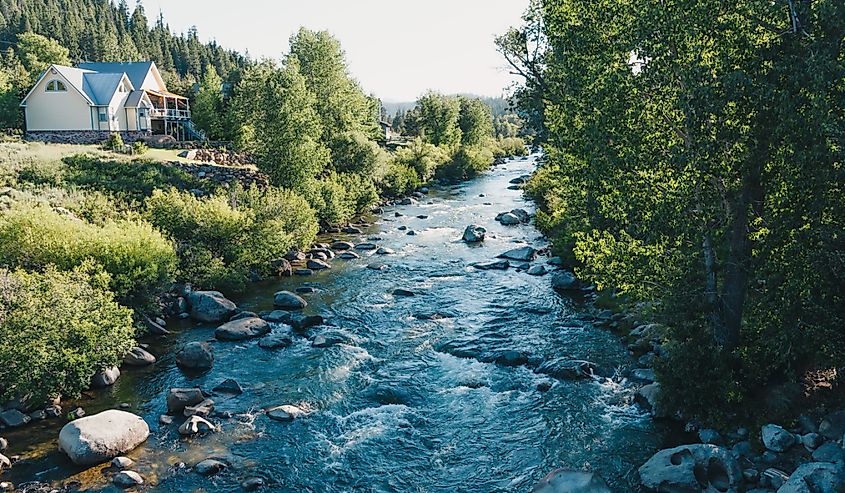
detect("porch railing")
(149, 108), (191, 119)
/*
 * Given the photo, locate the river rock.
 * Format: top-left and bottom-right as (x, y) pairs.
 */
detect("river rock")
(194, 458), (227, 476)
(189, 291), (237, 323)
(331, 241), (354, 251)
(342, 226), (363, 234)
(123, 347), (156, 366)
(183, 398), (214, 418)
(376, 247), (394, 255)
(368, 262), (388, 270)
(635, 382), (668, 418)
(762, 424), (796, 452)
(267, 405), (305, 422)
(532, 469), (611, 493)
(215, 317), (271, 341)
(630, 368), (657, 383)
(535, 359), (597, 380)
(339, 251), (360, 259)
(295, 268), (313, 276)
(178, 416), (216, 436)
(91, 366), (120, 388)
(510, 208), (530, 222)
(113, 470), (144, 488)
(0, 409), (30, 428)
(550, 271), (580, 291)
(638, 444), (742, 493)
(0, 437), (7, 451)
(819, 410), (845, 440)
(312, 331), (352, 348)
(777, 462), (844, 493)
(58, 410), (149, 465)
(497, 212), (521, 225)
(263, 310), (292, 323)
(393, 288), (415, 297)
(112, 456), (134, 469)
(167, 388), (204, 414)
(212, 379), (244, 395)
(355, 242), (378, 250)
(498, 246), (536, 261)
(176, 342), (214, 371)
(289, 314), (324, 332)
(462, 225), (486, 243)
(274, 291), (307, 310)
(295, 286), (319, 294)
(474, 259), (510, 270)
(306, 259), (331, 270)
(269, 257), (293, 276)
(527, 265), (547, 276)
(241, 477), (266, 491)
(230, 311), (257, 321)
(0, 453), (9, 473)
(259, 330), (294, 349)
(812, 442), (845, 463)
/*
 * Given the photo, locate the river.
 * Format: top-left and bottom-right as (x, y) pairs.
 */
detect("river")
(6, 153), (670, 492)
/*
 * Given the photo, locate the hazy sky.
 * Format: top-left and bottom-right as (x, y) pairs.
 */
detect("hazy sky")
(140, 0), (529, 101)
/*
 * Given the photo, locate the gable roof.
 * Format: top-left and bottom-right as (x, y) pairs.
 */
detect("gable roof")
(124, 90), (149, 108)
(82, 73), (127, 105)
(77, 61), (156, 91)
(20, 65), (96, 106)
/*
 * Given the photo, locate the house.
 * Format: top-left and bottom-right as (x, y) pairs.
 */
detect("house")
(20, 61), (201, 144)
(379, 120), (394, 141)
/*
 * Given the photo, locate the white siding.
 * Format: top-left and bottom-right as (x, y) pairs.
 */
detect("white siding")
(24, 76), (93, 131)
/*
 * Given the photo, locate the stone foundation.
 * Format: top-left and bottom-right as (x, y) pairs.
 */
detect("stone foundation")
(25, 130), (152, 145)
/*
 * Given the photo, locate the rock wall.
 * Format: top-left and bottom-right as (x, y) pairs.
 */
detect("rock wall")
(165, 161), (269, 189)
(26, 130), (151, 145)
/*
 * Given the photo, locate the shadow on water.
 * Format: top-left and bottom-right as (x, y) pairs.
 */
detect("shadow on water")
(6, 154), (677, 492)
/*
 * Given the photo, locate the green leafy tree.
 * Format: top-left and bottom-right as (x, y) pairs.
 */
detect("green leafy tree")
(192, 64), (225, 139)
(415, 91), (461, 149)
(457, 96), (494, 146)
(16, 32), (69, 79)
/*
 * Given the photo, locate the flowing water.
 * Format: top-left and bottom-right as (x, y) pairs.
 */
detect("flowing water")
(6, 154), (671, 492)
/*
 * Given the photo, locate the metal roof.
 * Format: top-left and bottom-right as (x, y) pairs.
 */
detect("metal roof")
(82, 73), (125, 105)
(77, 61), (154, 91)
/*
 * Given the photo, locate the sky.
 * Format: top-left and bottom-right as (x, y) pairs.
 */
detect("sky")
(140, 0), (529, 102)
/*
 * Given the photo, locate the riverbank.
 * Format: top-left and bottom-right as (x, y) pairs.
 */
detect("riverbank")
(1, 153), (672, 492)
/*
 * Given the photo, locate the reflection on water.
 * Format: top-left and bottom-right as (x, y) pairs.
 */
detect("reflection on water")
(6, 155), (670, 492)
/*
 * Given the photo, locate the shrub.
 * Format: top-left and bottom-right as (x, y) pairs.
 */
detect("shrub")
(103, 133), (124, 151)
(0, 203), (177, 303)
(131, 141), (148, 155)
(330, 130), (389, 178)
(437, 145), (494, 181)
(493, 137), (528, 158)
(303, 171), (379, 226)
(389, 138), (450, 182)
(145, 185), (318, 290)
(0, 263), (135, 403)
(381, 163), (421, 197)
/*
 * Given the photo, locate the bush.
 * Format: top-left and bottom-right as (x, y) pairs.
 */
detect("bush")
(389, 138), (450, 182)
(131, 141), (148, 155)
(145, 185), (318, 290)
(0, 263), (135, 403)
(437, 145), (494, 181)
(303, 172), (379, 226)
(0, 203), (177, 303)
(103, 133), (124, 151)
(493, 137), (528, 158)
(330, 131), (389, 178)
(381, 163), (421, 197)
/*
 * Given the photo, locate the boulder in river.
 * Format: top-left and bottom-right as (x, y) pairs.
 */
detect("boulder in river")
(331, 241), (354, 251)
(262, 310), (292, 324)
(273, 291), (307, 310)
(474, 259), (510, 270)
(635, 382), (667, 418)
(497, 246), (537, 261)
(462, 225), (486, 243)
(777, 462), (844, 493)
(393, 288), (415, 297)
(355, 242), (378, 250)
(527, 265), (547, 276)
(368, 262), (389, 270)
(215, 317), (271, 341)
(638, 444), (742, 493)
(189, 291), (237, 323)
(306, 259), (331, 270)
(194, 458), (227, 476)
(535, 359), (597, 380)
(58, 410), (149, 465)
(259, 330), (294, 349)
(0, 409), (30, 428)
(123, 347), (156, 366)
(212, 379), (244, 395)
(532, 469), (611, 493)
(91, 366), (120, 388)
(376, 247), (394, 255)
(761, 424), (796, 452)
(289, 314), (324, 332)
(178, 415), (217, 436)
(497, 212), (521, 225)
(175, 342), (214, 371)
(269, 258), (292, 276)
(550, 271), (580, 291)
(113, 470), (144, 488)
(339, 251), (360, 259)
(167, 388), (204, 414)
(267, 404), (306, 422)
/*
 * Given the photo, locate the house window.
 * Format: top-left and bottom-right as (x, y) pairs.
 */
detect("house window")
(98, 109), (108, 122)
(45, 80), (67, 92)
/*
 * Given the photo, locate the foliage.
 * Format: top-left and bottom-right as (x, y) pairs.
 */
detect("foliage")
(229, 60), (329, 190)
(145, 185), (317, 290)
(437, 145), (494, 181)
(390, 137), (450, 183)
(329, 130), (388, 177)
(381, 163), (421, 197)
(512, 0), (845, 423)
(0, 202), (176, 303)
(103, 132), (124, 151)
(303, 171), (379, 226)
(457, 96), (494, 146)
(131, 140), (148, 155)
(16, 31), (69, 78)
(0, 263), (135, 403)
(493, 137), (528, 158)
(192, 64), (225, 140)
(414, 91), (462, 149)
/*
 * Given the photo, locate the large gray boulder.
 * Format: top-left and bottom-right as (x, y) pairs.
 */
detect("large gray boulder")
(777, 462), (844, 493)
(535, 359), (597, 380)
(178, 415), (216, 436)
(123, 346), (156, 366)
(497, 212), (521, 225)
(762, 424), (796, 452)
(273, 291), (307, 310)
(497, 246), (537, 261)
(462, 225), (486, 243)
(214, 317), (271, 341)
(551, 271), (580, 291)
(167, 388), (204, 414)
(533, 469), (611, 493)
(91, 366), (120, 388)
(639, 444), (742, 493)
(189, 291), (237, 323)
(635, 383), (668, 418)
(0, 409), (31, 428)
(175, 342), (214, 371)
(58, 410), (149, 465)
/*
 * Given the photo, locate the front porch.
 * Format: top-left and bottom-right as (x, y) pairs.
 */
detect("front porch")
(145, 89), (198, 141)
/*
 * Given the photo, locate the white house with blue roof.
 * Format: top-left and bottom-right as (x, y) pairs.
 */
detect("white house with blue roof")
(20, 61), (197, 143)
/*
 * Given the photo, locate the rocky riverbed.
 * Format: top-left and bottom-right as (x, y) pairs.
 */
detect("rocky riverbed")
(1, 153), (840, 492)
